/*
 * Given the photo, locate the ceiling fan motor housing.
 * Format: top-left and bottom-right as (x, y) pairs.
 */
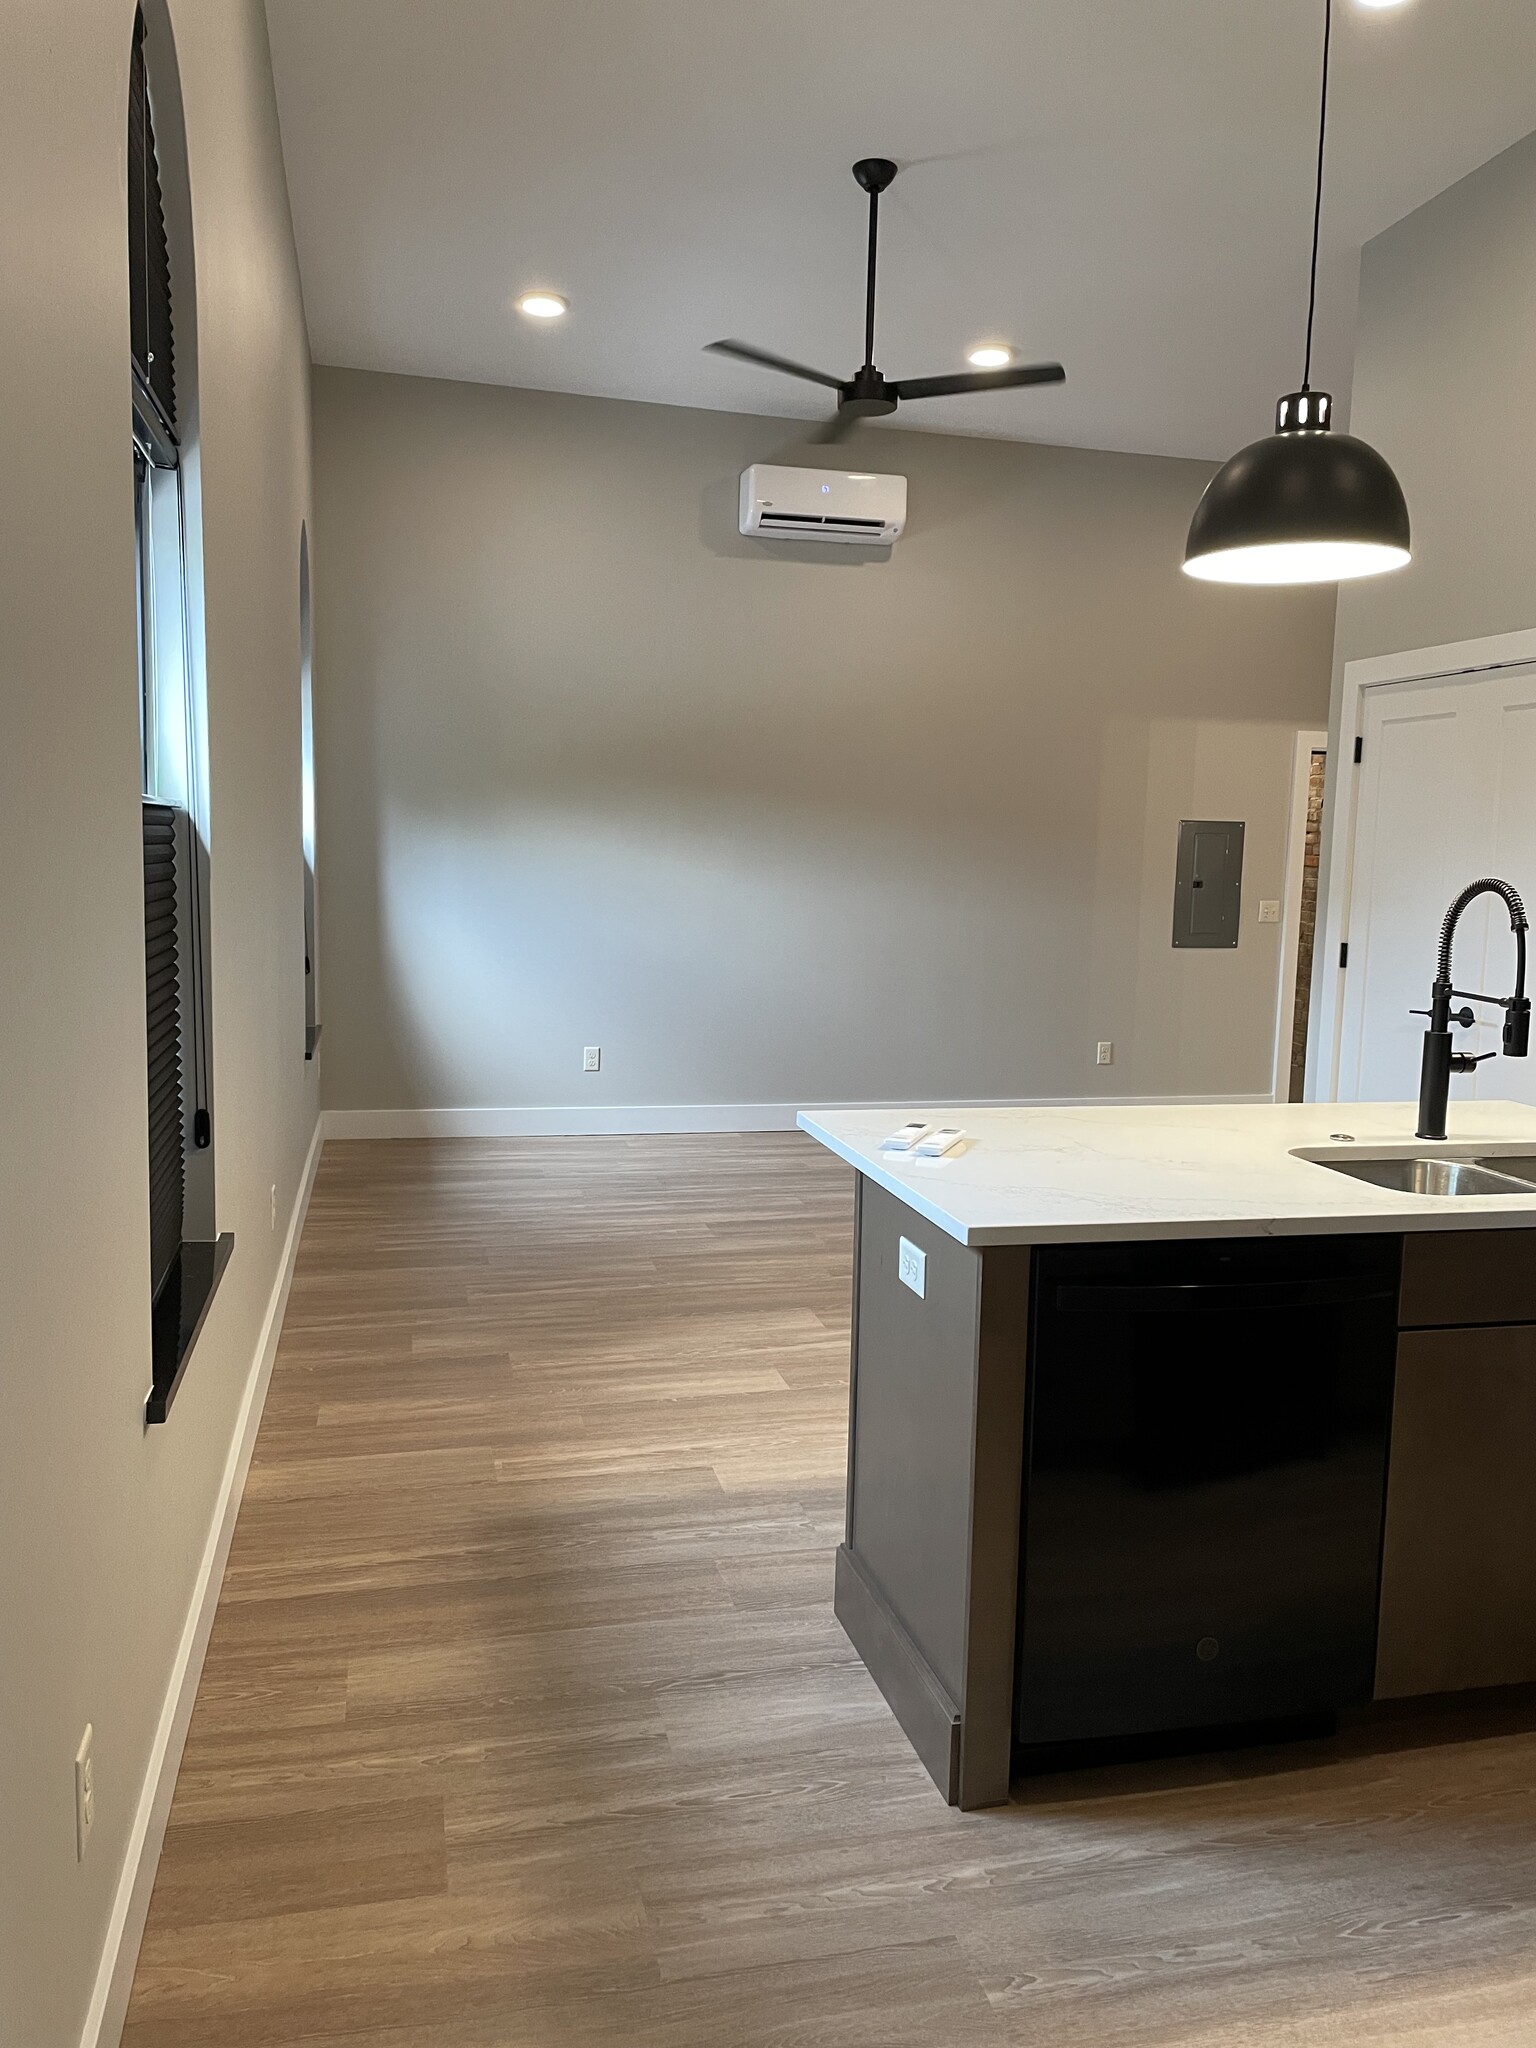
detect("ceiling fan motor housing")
(840, 365), (898, 417)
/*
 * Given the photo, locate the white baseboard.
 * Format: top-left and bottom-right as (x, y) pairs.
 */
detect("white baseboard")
(323, 1093), (1274, 1140)
(81, 1115), (325, 2048)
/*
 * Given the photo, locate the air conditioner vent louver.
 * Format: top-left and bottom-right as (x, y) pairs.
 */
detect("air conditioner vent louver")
(759, 512), (889, 534)
(740, 465), (906, 545)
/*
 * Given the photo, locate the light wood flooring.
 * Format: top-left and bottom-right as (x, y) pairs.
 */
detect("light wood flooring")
(125, 1134), (1536, 2046)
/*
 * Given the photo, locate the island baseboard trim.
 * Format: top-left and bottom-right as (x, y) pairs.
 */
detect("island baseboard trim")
(324, 1094), (1273, 1140)
(835, 1544), (962, 1803)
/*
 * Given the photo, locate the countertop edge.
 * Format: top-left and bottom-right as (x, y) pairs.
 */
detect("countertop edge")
(797, 1114), (977, 1244)
(797, 1108), (1536, 1247)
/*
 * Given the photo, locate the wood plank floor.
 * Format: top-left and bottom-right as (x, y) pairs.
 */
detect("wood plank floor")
(124, 1134), (1536, 2047)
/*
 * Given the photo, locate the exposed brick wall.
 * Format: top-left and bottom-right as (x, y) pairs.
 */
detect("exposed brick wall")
(1288, 749), (1327, 1101)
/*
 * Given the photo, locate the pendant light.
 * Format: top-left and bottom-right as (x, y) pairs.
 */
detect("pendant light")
(1184, 0), (1410, 585)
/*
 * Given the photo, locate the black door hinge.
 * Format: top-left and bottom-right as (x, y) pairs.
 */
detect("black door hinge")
(1353, 735), (1363, 763)
(1339, 942), (1349, 969)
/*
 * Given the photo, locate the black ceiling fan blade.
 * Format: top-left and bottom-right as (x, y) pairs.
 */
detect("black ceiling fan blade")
(888, 361), (1067, 402)
(705, 339), (845, 391)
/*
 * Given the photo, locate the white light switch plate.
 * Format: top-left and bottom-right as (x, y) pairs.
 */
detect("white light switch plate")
(897, 1237), (926, 1298)
(1257, 899), (1281, 924)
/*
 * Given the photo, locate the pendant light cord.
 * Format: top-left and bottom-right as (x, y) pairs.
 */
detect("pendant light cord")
(1302, 0), (1332, 392)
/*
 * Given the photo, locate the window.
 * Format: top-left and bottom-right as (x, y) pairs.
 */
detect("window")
(131, 6), (228, 1421)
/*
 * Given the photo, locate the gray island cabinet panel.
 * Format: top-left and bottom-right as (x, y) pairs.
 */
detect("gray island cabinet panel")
(835, 1178), (1029, 1808)
(1398, 1225), (1536, 1328)
(1376, 1321), (1536, 1699)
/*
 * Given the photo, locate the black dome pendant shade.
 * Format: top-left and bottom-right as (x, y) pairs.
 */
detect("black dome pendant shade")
(1185, 0), (1410, 586)
(1184, 388), (1410, 585)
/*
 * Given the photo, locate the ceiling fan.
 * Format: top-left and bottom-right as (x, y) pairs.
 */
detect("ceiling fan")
(707, 158), (1065, 441)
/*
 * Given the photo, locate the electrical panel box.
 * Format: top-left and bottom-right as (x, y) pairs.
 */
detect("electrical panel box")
(1172, 819), (1244, 949)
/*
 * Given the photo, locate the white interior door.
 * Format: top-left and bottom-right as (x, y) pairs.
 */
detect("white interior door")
(1337, 665), (1536, 1106)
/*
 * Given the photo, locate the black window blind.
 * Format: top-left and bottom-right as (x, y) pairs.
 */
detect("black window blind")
(143, 801), (184, 1303)
(129, 10), (176, 439)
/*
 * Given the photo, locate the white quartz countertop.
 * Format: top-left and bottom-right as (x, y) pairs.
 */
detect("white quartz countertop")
(796, 1100), (1536, 1247)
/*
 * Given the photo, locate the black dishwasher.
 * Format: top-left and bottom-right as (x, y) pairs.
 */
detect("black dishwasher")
(1015, 1232), (1400, 1752)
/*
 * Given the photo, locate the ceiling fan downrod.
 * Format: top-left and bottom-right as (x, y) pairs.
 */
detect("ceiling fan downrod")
(852, 156), (898, 402)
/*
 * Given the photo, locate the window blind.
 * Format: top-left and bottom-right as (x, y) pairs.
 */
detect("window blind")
(129, 10), (176, 440)
(143, 801), (184, 1303)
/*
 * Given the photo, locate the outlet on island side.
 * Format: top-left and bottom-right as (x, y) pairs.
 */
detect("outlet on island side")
(897, 1237), (927, 1299)
(583, 1046), (601, 1074)
(1096, 1041), (1114, 1066)
(75, 1725), (94, 1860)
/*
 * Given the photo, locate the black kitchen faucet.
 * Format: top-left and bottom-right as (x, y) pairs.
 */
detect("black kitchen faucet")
(1414, 879), (1532, 1141)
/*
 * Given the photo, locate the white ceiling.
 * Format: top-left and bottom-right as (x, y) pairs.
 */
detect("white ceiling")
(264, 0), (1536, 461)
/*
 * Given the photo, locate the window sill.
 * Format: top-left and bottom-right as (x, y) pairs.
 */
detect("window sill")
(305, 1023), (322, 1062)
(146, 1232), (235, 1424)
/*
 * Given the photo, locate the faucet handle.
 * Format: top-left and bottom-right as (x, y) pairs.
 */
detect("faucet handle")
(1505, 996), (1532, 1057)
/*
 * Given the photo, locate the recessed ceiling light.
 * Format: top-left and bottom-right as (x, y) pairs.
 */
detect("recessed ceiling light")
(967, 344), (1013, 369)
(516, 291), (568, 320)
(1355, 0), (1411, 8)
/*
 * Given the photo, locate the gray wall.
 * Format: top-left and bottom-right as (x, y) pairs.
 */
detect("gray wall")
(313, 367), (1335, 1116)
(0, 4), (315, 2042)
(1336, 127), (1536, 668)
(1314, 131), (1536, 1101)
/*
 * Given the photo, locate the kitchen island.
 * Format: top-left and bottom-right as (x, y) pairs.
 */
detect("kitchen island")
(798, 1100), (1536, 1808)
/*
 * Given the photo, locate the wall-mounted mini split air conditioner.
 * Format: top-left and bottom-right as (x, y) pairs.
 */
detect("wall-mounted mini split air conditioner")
(739, 464), (906, 545)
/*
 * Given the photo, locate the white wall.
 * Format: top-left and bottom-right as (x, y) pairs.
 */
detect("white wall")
(312, 368), (1334, 1122)
(0, 4), (315, 2043)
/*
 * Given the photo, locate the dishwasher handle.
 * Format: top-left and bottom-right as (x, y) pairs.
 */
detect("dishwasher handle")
(1053, 1275), (1399, 1316)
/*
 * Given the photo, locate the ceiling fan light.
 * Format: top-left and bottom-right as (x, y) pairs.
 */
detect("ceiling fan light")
(967, 344), (1013, 369)
(1184, 391), (1411, 586)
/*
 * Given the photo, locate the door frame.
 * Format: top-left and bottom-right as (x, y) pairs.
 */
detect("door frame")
(1312, 625), (1536, 1101)
(1272, 729), (1328, 1101)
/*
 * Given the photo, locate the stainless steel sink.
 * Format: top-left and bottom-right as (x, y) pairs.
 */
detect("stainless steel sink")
(1314, 1155), (1536, 1196)
(1474, 1154), (1536, 1184)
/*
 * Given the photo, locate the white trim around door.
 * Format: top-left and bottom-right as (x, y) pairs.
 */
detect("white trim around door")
(1313, 626), (1536, 1102)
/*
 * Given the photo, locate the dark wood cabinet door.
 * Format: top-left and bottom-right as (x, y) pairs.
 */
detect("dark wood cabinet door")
(1376, 1322), (1536, 1698)
(1399, 1227), (1536, 1329)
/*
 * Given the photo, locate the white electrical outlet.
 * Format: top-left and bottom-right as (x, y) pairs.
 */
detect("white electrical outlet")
(582, 1046), (601, 1074)
(897, 1237), (927, 1298)
(75, 1725), (94, 1860)
(1257, 899), (1281, 924)
(270, 1183), (277, 1231)
(1096, 1041), (1114, 1066)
